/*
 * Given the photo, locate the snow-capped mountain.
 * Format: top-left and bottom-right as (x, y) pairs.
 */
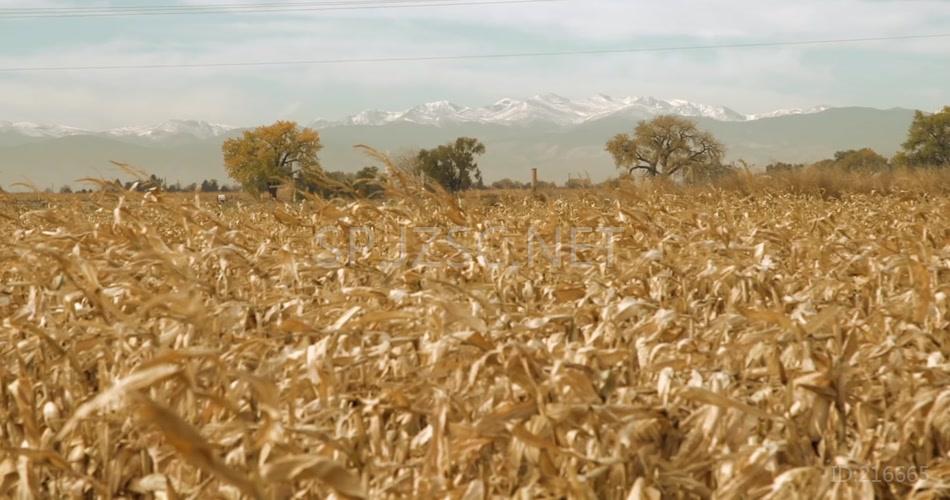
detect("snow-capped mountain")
(0, 119), (237, 141)
(1, 97), (834, 140)
(106, 120), (238, 140)
(746, 106), (831, 121)
(0, 121), (89, 138)
(581, 95), (748, 122)
(308, 94), (804, 128)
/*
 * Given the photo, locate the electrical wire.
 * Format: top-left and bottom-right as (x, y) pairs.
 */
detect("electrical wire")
(0, 0), (564, 18)
(0, 33), (946, 73)
(0, 0), (475, 9)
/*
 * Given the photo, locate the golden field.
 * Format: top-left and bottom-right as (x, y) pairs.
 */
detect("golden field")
(0, 167), (949, 499)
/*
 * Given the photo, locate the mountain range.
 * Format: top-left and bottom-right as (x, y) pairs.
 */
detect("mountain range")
(309, 94), (773, 127)
(1, 94), (825, 138)
(0, 95), (919, 189)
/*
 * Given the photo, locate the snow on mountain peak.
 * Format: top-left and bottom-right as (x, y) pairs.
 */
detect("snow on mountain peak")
(155, 119), (236, 137)
(401, 101), (472, 125)
(532, 93), (572, 105)
(1, 97), (834, 140)
(313, 95), (819, 128)
(341, 110), (400, 126)
(0, 119), (239, 142)
(107, 119), (237, 139)
(0, 121), (89, 138)
(746, 106), (831, 121)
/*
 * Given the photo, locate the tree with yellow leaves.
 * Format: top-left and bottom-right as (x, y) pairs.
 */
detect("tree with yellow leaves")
(223, 121), (322, 196)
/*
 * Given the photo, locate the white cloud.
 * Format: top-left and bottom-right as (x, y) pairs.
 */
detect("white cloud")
(342, 0), (950, 40)
(0, 0), (946, 126)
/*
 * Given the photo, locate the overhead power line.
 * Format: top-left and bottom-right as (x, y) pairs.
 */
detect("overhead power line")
(0, 0), (452, 9)
(1, 33), (946, 73)
(0, 0), (563, 18)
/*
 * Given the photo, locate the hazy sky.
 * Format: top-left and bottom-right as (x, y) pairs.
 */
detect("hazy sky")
(0, 0), (947, 128)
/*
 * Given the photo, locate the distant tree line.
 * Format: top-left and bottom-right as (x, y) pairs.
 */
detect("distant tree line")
(765, 148), (890, 174)
(222, 122), (491, 197)
(763, 103), (948, 173)
(4, 106), (947, 196)
(608, 106), (949, 181)
(489, 178), (557, 190)
(764, 101), (947, 174)
(51, 175), (238, 194)
(110, 175), (238, 193)
(220, 122), (611, 196)
(213, 106), (949, 198)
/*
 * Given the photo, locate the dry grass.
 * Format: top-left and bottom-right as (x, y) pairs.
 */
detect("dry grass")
(1, 164), (949, 499)
(709, 166), (950, 198)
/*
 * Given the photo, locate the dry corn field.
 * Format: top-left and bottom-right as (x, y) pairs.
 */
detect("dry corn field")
(1, 168), (949, 499)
